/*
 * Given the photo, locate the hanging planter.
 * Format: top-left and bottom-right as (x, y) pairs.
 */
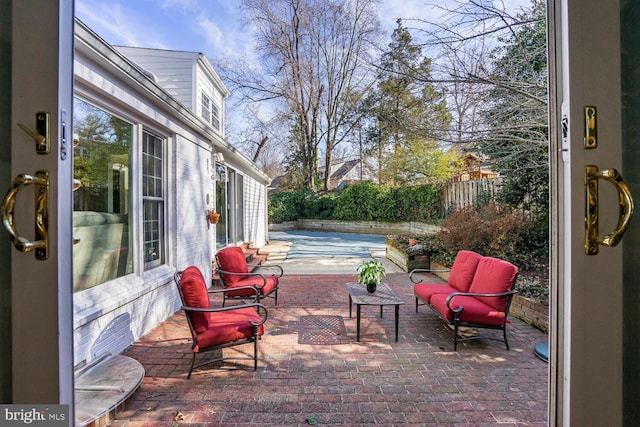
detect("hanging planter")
(207, 210), (220, 224)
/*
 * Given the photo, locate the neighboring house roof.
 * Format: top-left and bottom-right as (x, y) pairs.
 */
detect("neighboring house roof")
(331, 159), (360, 180)
(268, 175), (286, 190)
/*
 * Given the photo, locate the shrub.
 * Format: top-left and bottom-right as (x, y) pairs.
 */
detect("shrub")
(427, 203), (548, 271)
(302, 193), (336, 219)
(332, 181), (388, 221)
(269, 182), (443, 224)
(387, 184), (442, 222)
(268, 189), (311, 223)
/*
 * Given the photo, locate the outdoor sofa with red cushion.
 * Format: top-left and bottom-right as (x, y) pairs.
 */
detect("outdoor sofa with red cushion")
(174, 265), (268, 378)
(215, 246), (283, 306)
(410, 250), (519, 350)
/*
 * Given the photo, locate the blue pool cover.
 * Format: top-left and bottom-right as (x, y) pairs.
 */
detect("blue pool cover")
(268, 230), (386, 258)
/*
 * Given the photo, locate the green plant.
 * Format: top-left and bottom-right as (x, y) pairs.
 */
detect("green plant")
(268, 189), (311, 223)
(333, 181), (388, 221)
(302, 193), (336, 219)
(516, 276), (549, 304)
(357, 260), (386, 285)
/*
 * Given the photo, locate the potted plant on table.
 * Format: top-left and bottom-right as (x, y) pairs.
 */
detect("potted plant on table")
(357, 260), (386, 293)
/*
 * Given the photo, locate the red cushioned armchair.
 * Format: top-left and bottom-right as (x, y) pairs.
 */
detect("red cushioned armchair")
(215, 246), (283, 306)
(174, 266), (268, 378)
(411, 251), (518, 350)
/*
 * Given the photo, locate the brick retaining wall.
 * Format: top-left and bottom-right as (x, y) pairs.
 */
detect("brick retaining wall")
(269, 219), (440, 235)
(510, 295), (549, 333)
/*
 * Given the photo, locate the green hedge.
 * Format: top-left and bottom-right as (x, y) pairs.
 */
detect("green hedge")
(268, 189), (310, 223)
(268, 182), (442, 224)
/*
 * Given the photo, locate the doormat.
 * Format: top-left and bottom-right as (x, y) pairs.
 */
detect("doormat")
(297, 315), (349, 345)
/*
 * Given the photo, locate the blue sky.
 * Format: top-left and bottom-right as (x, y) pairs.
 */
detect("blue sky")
(75, 0), (532, 145)
(75, 0), (512, 60)
(75, 1), (409, 56)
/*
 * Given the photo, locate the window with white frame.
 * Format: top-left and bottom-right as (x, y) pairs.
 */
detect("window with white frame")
(142, 131), (165, 268)
(72, 98), (169, 291)
(201, 92), (220, 131)
(73, 98), (134, 291)
(211, 103), (220, 130)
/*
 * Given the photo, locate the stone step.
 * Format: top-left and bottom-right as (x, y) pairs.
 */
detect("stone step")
(75, 355), (144, 427)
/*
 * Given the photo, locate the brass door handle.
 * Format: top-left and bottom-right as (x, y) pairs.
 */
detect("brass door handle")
(1, 171), (49, 260)
(585, 165), (634, 255)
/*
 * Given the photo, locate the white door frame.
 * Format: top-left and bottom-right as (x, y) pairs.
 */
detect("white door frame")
(10, 0), (75, 412)
(550, 0), (626, 425)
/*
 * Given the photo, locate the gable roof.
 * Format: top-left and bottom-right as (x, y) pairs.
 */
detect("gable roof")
(330, 159), (360, 181)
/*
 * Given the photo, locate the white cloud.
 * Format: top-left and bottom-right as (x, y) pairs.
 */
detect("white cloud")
(76, 0), (170, 49)
(159, 0), (199, 12)
(196, 13), (225, 54)
(193, 4), (259, 66)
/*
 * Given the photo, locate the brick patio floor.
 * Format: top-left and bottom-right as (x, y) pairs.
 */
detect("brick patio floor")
(111, 272), (549, 426)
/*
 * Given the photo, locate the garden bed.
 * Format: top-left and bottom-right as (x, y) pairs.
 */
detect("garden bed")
(386, 243), (430, 272)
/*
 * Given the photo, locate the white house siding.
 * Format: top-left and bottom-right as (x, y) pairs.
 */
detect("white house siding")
(72, 23), (217, 367)
(244, 175), (268, 248)
(73, 266), (179, 366)
(173, 133), (214, 273)
(114, 46), (197, 110)
(73, 65), (186, 365)
(72, 21), (270, 368)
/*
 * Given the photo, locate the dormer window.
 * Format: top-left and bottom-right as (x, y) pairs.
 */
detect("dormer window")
(201, 92), (220, 131)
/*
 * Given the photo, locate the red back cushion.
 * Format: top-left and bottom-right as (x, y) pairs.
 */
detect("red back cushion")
(179, 266), (210, 334)
(468, 257), (518, 311)
(448, 250), (482, 292)
(216, 246), (249, 285)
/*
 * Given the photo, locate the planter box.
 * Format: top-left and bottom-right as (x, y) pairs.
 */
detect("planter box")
(386, 243), (430, 272)
(510, 294), (549, 333)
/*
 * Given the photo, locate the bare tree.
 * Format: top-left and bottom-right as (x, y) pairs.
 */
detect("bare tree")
(219, 0), (383, 191)
(311, 0), (382, 190)
(416, 1), (547, 138)
(412, 0), (548, 213)
(225, 103), (288, 178)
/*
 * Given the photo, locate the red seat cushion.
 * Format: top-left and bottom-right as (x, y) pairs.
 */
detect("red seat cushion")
(216, 247), (249, 285)
(468, 257), (518, 311)
(448, 250), (482, 292)
(225, 276), (279, 298)
(414, 283), (458, 304)
(430, 293), (506, 326)
(193, 306), (265, 352)
(179, 266), (210, 334)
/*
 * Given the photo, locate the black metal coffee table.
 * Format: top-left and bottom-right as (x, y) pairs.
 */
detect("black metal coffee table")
(346, 282), (404, 342)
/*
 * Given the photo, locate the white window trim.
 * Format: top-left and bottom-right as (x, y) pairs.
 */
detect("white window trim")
(72, 97), (173, 314)
(142, 129), (166, 269)
(201, 91), (221, 131)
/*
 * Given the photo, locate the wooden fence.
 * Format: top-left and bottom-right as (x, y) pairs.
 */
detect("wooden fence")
(441, 178), (501, 213)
